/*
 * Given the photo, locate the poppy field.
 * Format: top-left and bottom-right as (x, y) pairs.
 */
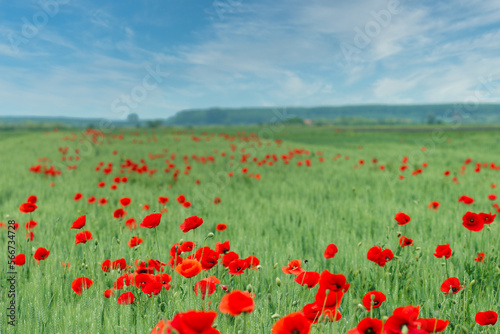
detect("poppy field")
(1, 126), (499, 333)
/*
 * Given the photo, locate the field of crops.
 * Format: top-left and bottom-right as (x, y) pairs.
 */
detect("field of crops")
(1, 126), (499, 333)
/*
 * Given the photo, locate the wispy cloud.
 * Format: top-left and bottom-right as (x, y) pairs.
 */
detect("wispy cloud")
(0, 0), (499, 118)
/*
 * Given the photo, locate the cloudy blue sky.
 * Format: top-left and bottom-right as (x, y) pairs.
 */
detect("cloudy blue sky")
(1, 0), (499, 119)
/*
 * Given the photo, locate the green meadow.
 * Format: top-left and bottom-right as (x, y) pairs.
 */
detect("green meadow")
(0, 126), (499, 333)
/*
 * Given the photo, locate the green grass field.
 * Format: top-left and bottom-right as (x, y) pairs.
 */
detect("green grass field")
(0, 126), (499, 333)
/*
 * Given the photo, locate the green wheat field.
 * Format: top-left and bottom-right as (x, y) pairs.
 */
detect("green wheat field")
(0, 126), (499, 333)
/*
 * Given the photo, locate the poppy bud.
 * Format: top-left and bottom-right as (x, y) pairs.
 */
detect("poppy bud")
(396, 232), (402, 237)
(357, 241), (363, 247)
(276, 278), (281, 287)
(256, 265), (262, 270)
(267, 294), (272, 301)
(357, 304), (364, 310)
(206, 232), (214, 239)
(246, 284), (253, 292)
(416, 247), (421, 250)
(271, 314), (280, 319)
(273, 263), (278, 269)
(470, 280), (475, 286)
(441, 263), (446, 266)
(117, 239), (121, 244)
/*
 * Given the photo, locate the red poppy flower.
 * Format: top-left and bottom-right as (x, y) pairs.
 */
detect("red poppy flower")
(175, 258), (202, 278)
(194, 278), (217, 299)
(458, 195), (474, 204)
(479, 212), (496, 224)
(104, 289), (115, 298)
(367, 246), (393, 267)
(488, 194), (497, 200)
(71, 277), (93, 295)
(112, 258), (127, 271)
(219, 290), (255, 316)
(142, 204), (150, 210)
(194, 247), (219, 270)
(158, 196), (169, 205)
(318, 270), (350, 292)
(98, 198), (107, 205)
(25, 230), (34, 241)
(222, 252), (239, 267)
(399, 236), (413, 247)
(228, 259), (249, 275)
(282, 259), (305, 275)
(128, 236), (143, 248)
(244, 255), (259, 269)
(384, 305), (421, 333)
(13, 254), (25, 266)
(215, 241), (230, 254)
(180, 241), (195, 253)
(475, 311), (498, 325)
(180, 215), (203, 232)
(418, 318), (450, 332)
(27, 195), (37, 204)
(166, 310), (221, 334)
(75, 231), (93, 244)
(183, 201), (192, 208)
(87, 196), (96, 204)
(102, 259), (111, 272)
(125, 218), (136, 230)
(394, 212), (410, 225)
(119, 197), (131, 206)
(214, 197), (221, 204)
(25, 220), (37, 230)
(474, 252), (485, 263)
(272, 312), (311, 334)
(113, 208), (127, 219)
(117, 292), (135, 305)
(140, 213), (161, 229)
(156, 273), (172, 289)
(98, 181), (105, 187)
(216, 223), (227, 231)
(74, 193), (83, 201)
(177, 194), (186, 204)
(434, 244), (452, 259)
(362, 291), (386, 310)
(324, 244), (338, 259)
(347, 317), (383, 334)
(440, 277), (464, 294)
(294, 271), (320, 288)
(70, 215), (86, 229)
(462, 211), (484, 231)
(428, 201), (440, 210)
(34, 247), (50, 262)
(19, 202), (37, 213)
(114, 274), (132, 289)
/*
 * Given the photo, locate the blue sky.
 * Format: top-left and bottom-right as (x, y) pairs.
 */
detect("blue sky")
(1, 0), (499, 120)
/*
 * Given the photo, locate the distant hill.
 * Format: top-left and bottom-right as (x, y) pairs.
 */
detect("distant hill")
(2, 104), (500, 128)
(165, 104), (500, 126)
